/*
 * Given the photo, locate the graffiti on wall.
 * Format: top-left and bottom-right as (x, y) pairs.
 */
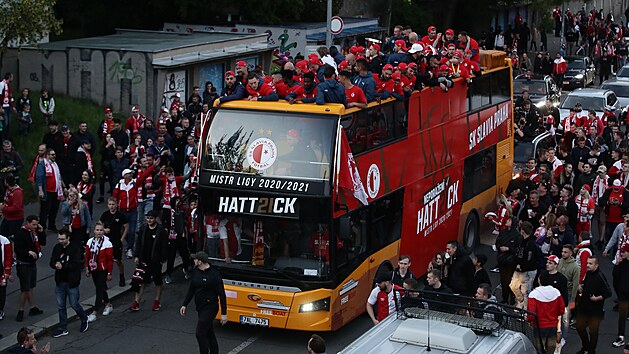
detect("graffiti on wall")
(108, 60), (143, 84)
(162, 70), (186, 111)
(270, 29), (299, 72)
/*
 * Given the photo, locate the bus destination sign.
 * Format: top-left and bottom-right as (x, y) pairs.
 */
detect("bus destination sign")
(217, 196), (299, 218)
(200, 171), (327, 195)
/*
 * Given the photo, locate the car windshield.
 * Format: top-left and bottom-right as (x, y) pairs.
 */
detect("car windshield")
(560, 95), (605, 111)
(617, 66), (629, 78)
(201, 191), (332, 278)
(513, 80), (547, 95)
(601, 84), (629, 98)
(567, 58), (585, 69)
(203, 109), (336, 180)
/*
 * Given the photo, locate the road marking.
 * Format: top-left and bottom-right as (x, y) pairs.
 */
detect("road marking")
(227, 335), (259, 354)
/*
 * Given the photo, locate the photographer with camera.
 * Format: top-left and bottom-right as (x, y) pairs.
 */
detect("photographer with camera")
(514, 100), (542, 141)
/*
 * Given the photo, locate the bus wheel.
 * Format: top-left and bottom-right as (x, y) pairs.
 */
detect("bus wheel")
(463, 212), (479, 253)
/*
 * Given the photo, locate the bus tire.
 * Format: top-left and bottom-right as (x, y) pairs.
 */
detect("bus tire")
(462, 212), (479, 254)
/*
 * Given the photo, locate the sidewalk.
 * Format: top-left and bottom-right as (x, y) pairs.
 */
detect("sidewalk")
(0, 201), (181, 352)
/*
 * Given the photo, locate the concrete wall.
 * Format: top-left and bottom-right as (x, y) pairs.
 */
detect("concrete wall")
(12, 47), (273, 121)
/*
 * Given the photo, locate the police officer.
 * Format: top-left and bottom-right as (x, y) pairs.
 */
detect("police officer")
(179, 252), (227, 354)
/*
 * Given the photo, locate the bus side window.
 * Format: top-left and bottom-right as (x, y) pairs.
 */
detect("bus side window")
(469, 75), (491, 111)
(393, 101), (408, 137)
(368, 190), (404, 253)
(462, 146), (497, 202)
(490, 69), (511, 103)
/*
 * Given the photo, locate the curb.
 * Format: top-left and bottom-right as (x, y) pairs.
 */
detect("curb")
(0, 260), (183, 353)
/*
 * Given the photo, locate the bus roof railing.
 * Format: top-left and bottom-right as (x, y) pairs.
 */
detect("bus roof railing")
(393, 289), (543, 353)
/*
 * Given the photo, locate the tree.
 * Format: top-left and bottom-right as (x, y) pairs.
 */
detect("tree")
(0, 0), (63, 71)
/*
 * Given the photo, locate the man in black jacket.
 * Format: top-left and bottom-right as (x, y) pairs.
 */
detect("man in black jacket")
(130, 210), (168, 312)
(49, 228), (88, 337)
(612, 245), (629, 348)
(445, 240), (475, 296)
(14, 215), (45, 322)
(576, 255), (612, 354)
(495, 217), (521, 304)
(510, 221), (541, 309)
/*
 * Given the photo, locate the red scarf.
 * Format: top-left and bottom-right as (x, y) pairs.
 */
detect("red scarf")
(71, 201), (81, 230)
(77, 181), (93, 202)
(22, 226), (40, 253)
(1, 79), (11, 107)
(28, 155), (41, 183)
(79, 147), (93, 173)
(163, 178), (179, 209)
(102, 118), (114, 136)
(88, 236), (104, 271)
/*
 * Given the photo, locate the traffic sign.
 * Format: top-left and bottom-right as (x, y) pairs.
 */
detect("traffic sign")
(330, 16), (344, 35)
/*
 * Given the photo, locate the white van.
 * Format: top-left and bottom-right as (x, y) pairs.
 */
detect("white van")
(340, 296), (538, 354)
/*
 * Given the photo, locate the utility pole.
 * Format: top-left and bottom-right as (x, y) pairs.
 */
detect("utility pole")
(326, 0), (332, 48)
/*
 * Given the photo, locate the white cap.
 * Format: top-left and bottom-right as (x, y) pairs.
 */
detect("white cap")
(408, 43), (424, 54)
(614, 179), (622, 187)
(122, 169), (134, 177)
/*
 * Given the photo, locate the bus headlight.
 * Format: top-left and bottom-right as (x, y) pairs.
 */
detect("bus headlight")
(299, 297), (330, 313)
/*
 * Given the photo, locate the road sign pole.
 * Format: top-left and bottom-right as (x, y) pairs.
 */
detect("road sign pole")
(326, 0), (332, 48)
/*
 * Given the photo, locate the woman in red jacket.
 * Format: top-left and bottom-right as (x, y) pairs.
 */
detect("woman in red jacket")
(85, 222), (114, 322)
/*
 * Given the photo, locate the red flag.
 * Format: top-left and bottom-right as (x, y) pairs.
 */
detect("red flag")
(335, 125), (369, 205)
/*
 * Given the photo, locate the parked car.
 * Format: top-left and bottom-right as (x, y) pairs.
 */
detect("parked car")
(601, 79), (629, 107)
(513, 74), (561, 109)
(562, 55), (596, 89)
(559, 88), (621, 121)
(616, 64), (629, 81)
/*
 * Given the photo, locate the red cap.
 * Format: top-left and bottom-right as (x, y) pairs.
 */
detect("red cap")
(392, 72), (401, 80)
(236, 60), (247, 67)
(357, 46), (365, 53)
(445, 29), (455, 36)
(371, 43), (380, 52)
(287, 129), (302, 140)
(161, 107), (168, 113)
(395, 40), (408, 51)
(350, 46), (359, 55)
(447, 43), (456, 49)
(104, 107), (112, 114)
(546, 255), (560, 265)
(382, 64), (394, 72)
(397, 63), (408, 71)
(408, 62), (418, 69)
(438, 64), (449, 71)
(464, 48), (472, 55)
(338, 60), (349, 71)
(308, 53), (322, 66)
(453, 50), (463, 58)
(131, 105), (139, 112)
(356, 55), (365, 61)
(296, 60), (310, 72)
(427, 25), (436, 32)
(582, 184), (591, 192)
(224, 70), (235, 78)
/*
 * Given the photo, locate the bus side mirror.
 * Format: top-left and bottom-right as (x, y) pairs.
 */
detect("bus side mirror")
(339, 214), (351, 241)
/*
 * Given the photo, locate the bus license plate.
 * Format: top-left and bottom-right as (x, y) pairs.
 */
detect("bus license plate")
(240, 315), (269, 327)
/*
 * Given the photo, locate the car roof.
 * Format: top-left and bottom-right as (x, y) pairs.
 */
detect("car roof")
(601, 79), (629, 87)
(514, 74), (550, 81)
(565, 88), (612, 98)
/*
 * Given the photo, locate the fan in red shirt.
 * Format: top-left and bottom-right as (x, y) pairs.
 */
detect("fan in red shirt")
(374, 64), (395, 99)
(449, 51), (471, 83)
(339, 71), (367, 108)
(264, 71), (288, 99)
(552, 53), (568, 90)
(125, 106), (145, 136)
(245, 74), (279, 101)
(457, 31), (480, 63)
(462, 48), (481, 77)
(421, 25), (441, 48)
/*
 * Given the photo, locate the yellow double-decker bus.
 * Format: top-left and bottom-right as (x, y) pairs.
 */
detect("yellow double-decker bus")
(197, 51), (513, 331)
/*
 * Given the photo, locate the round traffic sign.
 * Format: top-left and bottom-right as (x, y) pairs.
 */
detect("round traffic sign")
(330, 16), (344, 35)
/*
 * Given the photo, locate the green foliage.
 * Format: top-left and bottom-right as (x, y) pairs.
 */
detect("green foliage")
(0, 0), (63, 62)
(14, 93), (104, 203)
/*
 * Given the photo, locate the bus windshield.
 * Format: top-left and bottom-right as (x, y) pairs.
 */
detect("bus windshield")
(201, 190), (333, 279)
(203, 109), (336, 181)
